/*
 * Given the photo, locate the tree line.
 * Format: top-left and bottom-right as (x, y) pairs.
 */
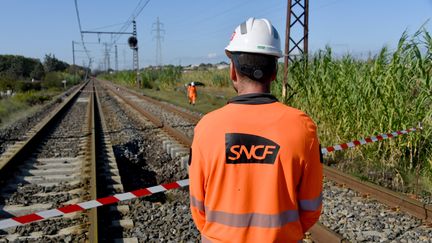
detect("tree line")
(0, 54), (89, 92)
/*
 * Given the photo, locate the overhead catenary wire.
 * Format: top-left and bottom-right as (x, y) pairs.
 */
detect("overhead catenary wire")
(168, 0), (260, 29)
(74, 0), (151, 68)
(166, 0), (284, 44)
(75, 1), (283, 67)
(134, 0), (151, 20)
(86, 21), (129, 31)
(110, 0), (151, 47)
(163, 0), (346, 65)
(272, 0), (345, 23)
(104, 0), (151, 70)
(152, 1), (288, 66)
(74, 0), (296, 67)
(74, 0), (92, 63)
(98, 0), (151, 70)
(74, 42), (129, 46)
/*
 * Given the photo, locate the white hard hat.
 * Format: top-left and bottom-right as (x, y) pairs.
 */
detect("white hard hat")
(225, 17), (282, 58)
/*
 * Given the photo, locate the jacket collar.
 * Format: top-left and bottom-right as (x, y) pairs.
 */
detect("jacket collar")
(228, 93), (278, 105)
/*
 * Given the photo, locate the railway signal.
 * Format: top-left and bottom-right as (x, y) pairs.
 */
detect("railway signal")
(128, 36), (138, 49)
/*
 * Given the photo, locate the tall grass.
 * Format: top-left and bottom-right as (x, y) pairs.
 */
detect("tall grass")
(100, 66), (182, 89)
(0, 91), (55, 126)
(272, 29), (432, 193)
(181, 69), (230, 87)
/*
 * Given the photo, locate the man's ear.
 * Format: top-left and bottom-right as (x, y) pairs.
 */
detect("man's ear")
(270, 61), (278, 81)
(230, 62), (237, 81)
(270, 71), (277, 81)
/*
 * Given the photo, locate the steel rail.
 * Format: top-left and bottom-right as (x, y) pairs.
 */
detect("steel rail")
(324, 166), (432, 223)
(103, 83), (192, 147)
(98, 79), (343, 242)
(87, 82), (98, 242)
(93, 80), (137, 242)
(0, 81), (98, 240)
(309, 223), (347, 243)
(101, 80), (200, 124)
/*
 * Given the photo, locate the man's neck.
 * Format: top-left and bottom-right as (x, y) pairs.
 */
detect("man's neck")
(236, 80), (270, 95)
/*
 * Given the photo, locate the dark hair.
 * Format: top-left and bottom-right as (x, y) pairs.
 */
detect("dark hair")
(231, 52), (278, 82)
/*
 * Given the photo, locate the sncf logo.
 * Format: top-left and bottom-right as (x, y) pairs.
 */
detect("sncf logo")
(225, 133), (280, 164)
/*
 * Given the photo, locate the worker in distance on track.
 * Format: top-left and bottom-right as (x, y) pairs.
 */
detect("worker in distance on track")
(189, 17), (323, 242)
(187, 82), (198, 105)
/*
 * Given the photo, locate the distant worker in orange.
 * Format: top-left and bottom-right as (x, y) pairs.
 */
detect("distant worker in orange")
(189, 17), (323, 242)
(187, 82), (197, 105)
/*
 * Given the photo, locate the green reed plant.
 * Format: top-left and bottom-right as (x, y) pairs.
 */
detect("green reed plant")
(102, 66), (182, 90)
(273, 29), (432, 192)
(181, 69), (230, 87)
(100, 71), (136, 86)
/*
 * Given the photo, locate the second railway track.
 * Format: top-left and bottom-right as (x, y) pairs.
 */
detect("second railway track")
(0, 81), (139, 242)
(0, 82), (93, 241)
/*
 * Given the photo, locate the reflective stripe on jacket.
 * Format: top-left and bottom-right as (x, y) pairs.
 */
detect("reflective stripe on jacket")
(189, 93), (323, 243)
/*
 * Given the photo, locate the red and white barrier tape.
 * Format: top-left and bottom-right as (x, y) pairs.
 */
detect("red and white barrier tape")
(0, 125), (422, 230)
(321, 126), (420, 155)
(0, 179), (189, 230)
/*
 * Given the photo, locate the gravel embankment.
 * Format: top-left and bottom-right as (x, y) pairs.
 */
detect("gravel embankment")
(116, 89), (195, 138)
(322, 180), (432, 242)
(0, 86), (79, 155)
(99, 89), (199, 242)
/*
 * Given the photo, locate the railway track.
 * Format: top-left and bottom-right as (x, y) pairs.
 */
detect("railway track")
(0, 86), (81, 158)
(0, 81), (137, 242)
(93, 83), (137, 242)
(96, 81), (196, 241)
(0, 82), (92, 241)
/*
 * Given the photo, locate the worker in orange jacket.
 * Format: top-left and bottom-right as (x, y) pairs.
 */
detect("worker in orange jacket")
(189, 17), (323, 242)
(187, 82), (197, 105)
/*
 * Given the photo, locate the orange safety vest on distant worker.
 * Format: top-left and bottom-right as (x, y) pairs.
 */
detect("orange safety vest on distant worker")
(189, 93), (323, 243)
(188, 85), (197, 104)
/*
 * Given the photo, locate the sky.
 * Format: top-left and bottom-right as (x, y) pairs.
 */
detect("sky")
(0, 0), (431, 70)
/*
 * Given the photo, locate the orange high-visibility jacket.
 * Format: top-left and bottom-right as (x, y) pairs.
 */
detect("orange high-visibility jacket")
(188, 85), (197, 98)
(189, 93), (323, 243)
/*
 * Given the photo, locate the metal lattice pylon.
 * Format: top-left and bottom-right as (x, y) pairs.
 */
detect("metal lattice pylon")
(152, 17), (165, 67)
(282, 0), (309, 101)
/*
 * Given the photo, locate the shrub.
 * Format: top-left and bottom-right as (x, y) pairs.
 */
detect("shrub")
(211, 73), (230, 87)
(14, 92), (51, 106)
(17, 81), (41, 92)
(43, 72), (64, 89)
